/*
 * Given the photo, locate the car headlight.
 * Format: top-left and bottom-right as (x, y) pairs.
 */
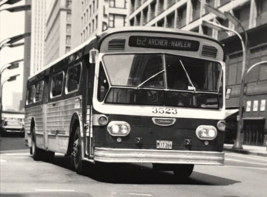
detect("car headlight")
(107, 121), (131, 136)
(196, 125), (217, 140)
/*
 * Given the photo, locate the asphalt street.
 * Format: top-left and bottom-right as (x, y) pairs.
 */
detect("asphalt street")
(0, 136), (266, 197)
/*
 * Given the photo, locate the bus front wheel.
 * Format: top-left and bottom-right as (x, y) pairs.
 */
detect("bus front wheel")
(71, 126), (86, 174)
(173, 164), (194, 179)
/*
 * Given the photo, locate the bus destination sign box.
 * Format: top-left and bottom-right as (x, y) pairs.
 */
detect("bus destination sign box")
(129, 36), (200, 51)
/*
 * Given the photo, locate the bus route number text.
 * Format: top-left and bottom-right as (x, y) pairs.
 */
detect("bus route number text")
(152, 107), (177, 114)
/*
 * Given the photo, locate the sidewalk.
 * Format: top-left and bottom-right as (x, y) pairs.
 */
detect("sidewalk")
(224, 143), (267, 157)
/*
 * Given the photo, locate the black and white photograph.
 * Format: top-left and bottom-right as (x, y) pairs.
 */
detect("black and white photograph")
(0, 0), (266, 196)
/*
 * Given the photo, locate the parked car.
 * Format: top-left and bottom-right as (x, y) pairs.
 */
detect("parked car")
(0, 119), (25, 137)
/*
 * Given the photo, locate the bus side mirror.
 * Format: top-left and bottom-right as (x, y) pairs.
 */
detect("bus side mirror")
(89, 49), (98, 64)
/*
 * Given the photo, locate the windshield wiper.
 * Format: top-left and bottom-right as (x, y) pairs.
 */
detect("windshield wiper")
(179, 60), (196, 93)
(136, 69), (165, 89)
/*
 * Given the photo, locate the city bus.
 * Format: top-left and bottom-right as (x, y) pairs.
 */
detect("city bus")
(25, 27), (226, 178)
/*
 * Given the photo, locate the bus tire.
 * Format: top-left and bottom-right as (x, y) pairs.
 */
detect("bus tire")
(31, 129), (43, 161)
(173, 164), (194, 179)
(71, 126), (86, 174)
(42, 150), (55, 163)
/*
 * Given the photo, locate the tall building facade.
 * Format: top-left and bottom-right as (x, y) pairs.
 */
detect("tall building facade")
(23, 0), (47, 108)
(22, 0), (32, 110)
(12, 92), (22, 111)
(71, 0), (129, 49)
(30, 0), (46, 75)
(45, 0), (72, 65)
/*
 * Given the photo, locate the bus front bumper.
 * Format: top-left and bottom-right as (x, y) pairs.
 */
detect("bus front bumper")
(94, 148), (224, 165)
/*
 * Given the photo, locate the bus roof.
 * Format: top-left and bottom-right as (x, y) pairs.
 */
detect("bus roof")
(28, 26), (224, 81)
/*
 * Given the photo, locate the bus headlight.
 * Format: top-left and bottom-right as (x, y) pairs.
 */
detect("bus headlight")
(217, 120), (226, 131)
(196, 125), (217, 140)
(107, 121), (131, 136)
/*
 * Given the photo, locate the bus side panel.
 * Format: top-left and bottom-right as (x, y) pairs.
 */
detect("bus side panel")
(46, 96), (82, 153)
(25, 105), (45, 149)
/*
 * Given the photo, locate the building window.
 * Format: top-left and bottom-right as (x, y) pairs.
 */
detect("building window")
(177, 5), (187, 28)
(66, 0), (71, 9)
(66, 47), (71, 53)
(66, 24), (71, 33)
(233, 4), (250, 32)
(192, 0), (200, 21)
(92, 19), (94, 32)
(220, 0), (231, 6)
(167, 12), (175, 28)
(110, 0), (126, 8)
(109, 14), (114, 27)
(109, 14), (126, 28)
(93, 0), (95, 12)
(66, 35), (71, 45)
(96, 15), (98, 29)
(67, 12), (71, 21)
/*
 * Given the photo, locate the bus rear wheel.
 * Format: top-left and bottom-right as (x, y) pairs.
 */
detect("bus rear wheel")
(31, 129), (54, 162)
(31, 130), (42, 161)
(71, 126), (86, 174)
(173, 164), (194, 179)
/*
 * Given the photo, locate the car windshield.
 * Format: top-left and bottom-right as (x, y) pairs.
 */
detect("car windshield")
(99, 54), (223, 109)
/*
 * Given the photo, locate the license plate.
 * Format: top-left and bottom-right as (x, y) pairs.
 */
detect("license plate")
(156, 140), (172, 149)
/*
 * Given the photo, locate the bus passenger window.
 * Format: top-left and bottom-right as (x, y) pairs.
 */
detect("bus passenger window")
(66, 64), (81, 93)
(35, 81), (44, 102)
(26, 85), (35, 105)
(51, 72), (64, 97)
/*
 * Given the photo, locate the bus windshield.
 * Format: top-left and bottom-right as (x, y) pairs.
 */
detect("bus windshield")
(100, 54), (223, 109)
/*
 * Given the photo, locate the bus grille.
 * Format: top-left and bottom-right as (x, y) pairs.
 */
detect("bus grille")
(201, 45), (217, 58)
(108, 39), (125, 50)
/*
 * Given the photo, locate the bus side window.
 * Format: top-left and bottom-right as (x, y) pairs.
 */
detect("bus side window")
(35, 81), (44, 102)
(26, 85), (34, 105)
(51, 72), (64, 97)
(66, 63), (81, 93)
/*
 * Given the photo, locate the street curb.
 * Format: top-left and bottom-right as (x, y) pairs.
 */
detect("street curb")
(223, 148), (267, 157)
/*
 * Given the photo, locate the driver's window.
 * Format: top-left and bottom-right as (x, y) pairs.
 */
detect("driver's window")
(142, 55), (164, 88)
(97, 63), (109, 101)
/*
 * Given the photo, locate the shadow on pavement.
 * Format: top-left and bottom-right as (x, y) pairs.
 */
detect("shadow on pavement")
(52, 155), (239, 186)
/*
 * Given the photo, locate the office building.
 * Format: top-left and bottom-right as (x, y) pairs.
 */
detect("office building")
(71, 0), (128, 49)
(45, 0), (72, 65)
(23, 0), (46, 106)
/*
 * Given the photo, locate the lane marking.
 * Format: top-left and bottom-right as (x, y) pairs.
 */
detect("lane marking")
(226, 158), (267, 166)
(35, 189), (75, 192)
(128, 193), (152, 196)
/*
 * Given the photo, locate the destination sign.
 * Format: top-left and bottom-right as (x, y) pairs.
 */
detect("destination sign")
(129, 36), (200, 51)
